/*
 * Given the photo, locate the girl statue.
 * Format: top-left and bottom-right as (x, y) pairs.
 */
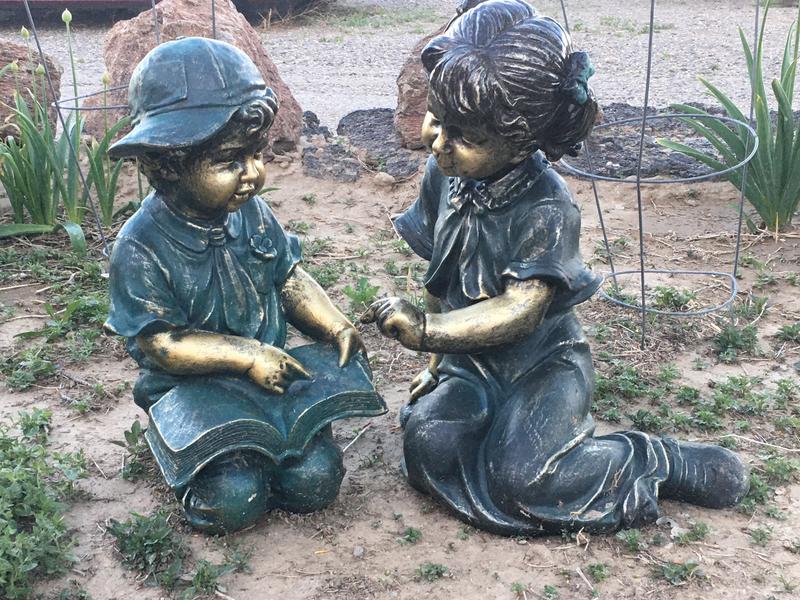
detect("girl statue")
(362, 0), (748, 535)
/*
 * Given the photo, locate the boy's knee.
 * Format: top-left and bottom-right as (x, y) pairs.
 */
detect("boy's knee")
(181, 451), (271, 534)
(273, 437), (344, 513)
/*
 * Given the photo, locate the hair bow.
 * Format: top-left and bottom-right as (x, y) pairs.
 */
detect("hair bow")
(560, 51), (595, 106)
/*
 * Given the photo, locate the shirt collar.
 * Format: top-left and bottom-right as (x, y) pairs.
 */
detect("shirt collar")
(147, 193), (242, 252)
(448, 152), (549, 212)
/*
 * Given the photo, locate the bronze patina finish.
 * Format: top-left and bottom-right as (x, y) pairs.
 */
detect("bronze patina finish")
(363, 0), (749, 536)
(104, 37), (384, 534)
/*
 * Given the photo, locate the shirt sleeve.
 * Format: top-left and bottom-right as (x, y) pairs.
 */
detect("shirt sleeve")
(103, 236), (188, 338)
(391, 154), (445, 261)
(503, 177), (601, 306)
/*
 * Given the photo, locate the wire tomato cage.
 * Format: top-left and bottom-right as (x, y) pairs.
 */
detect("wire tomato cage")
(556, 0), (763, 347)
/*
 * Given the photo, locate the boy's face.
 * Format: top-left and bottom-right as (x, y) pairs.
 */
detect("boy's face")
(421, 96), (522, 180)
(173, 134), (266, 219)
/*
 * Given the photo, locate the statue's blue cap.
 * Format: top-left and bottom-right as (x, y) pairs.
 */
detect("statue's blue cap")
(109, 37), (274, 158)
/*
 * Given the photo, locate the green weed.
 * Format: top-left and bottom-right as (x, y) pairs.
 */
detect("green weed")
(416, 562), (448, 582)
(511, 582), (529, 596)
(762, 453), (799, 484)
(398, 526), (422, 545)
(110, 420), (151, 481)
(178, 559), (233, 600)
(302, 237), (333, 258)
(616, 529), (643, 553)
(734, 293), (769, 320)
(749, 525), (773, 546)
(2, 344), (56, 390)
(676, 522), (710, 545)
(675, 385), (700, 404)
(343, 277), (380, 312)
(287, 220), (310, 234)
(777, 322), (800, 343)
(660, 560), (702, 585)
(543, 584), (560, 599)
(739, 473), (773, 514)
(652, 285), (697, 311)
(0, 417), (87, 599)
(713, 324), (759, 362)
(587, 563), (610, 583)
(107, 510), (186, 588)
(629, 409), (664, 432)
(306, 261), (343, 289)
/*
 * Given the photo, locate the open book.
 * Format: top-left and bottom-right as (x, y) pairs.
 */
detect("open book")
(145, 343), (386, 489)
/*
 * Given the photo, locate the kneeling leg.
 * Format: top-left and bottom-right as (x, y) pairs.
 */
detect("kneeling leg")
(272, 426), (345, 513)
(180, 450), (271, 534)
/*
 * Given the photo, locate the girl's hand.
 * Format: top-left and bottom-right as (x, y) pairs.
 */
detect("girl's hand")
(247, 344), (310, 394)
(409, 367), (438, 402)
(361, 297), (426, 350)
(335, 326), (367, 367)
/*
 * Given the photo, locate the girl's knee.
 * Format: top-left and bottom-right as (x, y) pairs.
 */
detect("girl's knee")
(273, 436), (344, 513)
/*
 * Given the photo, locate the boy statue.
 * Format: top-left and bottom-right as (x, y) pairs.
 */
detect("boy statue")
(104, 37), (384, 534)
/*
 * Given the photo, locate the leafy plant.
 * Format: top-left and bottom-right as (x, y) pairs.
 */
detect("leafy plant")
(713, 324), (759, 362)
(85, 116), (131, 226)
(749, 525), (773, 546)
(107, 511), (186, 588)
(676, 521), (710, 545)
(416, 562), (448, 582)
(616, 528), (643, 552)
(178, 559), (234, 600)
(343, 276), (380, 312)
(660, 559), (702, 585)
(0, 94), (85, 252)
(658, 1), (800, 232)
(777, 322), (800, 343)
(587, 563), (610, 583)
(1, 93), (60, 225)
(110, 420), (151, 481)
(543, 584), (559, 600)
(398, 526), (422, 544)
(17, 407), (52, 441)
(652, 285), (697, 311)
(0, 417), (87, 599)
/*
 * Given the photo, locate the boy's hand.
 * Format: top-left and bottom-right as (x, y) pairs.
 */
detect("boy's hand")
(335, 326), (367, 367)
(247, 344), (310, 394)
(361, 297), (426, 351)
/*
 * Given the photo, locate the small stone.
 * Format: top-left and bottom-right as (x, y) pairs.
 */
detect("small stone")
(374, 172), (396, 187)
(278, 161), (290, 169)
(352, 545), (365, 559)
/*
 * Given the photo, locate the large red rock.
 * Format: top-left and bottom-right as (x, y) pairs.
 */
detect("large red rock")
(0, 39), (62, 129)
(83, 0), (301, 152)
(393, 30), (441, 151)
(393, 2), (491, 149)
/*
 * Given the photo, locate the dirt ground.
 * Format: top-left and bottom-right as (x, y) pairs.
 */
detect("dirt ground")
(1, 1), (800, 600)
(1, 158), (798, 599)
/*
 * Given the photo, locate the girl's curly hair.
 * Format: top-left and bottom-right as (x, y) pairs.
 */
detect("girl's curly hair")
(423, 0), (598, 162)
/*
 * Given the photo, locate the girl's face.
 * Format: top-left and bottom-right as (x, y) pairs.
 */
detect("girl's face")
(172, 134), (266, 219)
(421, 97), (523, 180)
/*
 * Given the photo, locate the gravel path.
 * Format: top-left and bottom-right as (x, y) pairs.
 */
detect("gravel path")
(1, 0), (799, 128)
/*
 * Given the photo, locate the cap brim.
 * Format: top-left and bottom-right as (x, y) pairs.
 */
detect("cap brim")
(108, 104), (239, 158)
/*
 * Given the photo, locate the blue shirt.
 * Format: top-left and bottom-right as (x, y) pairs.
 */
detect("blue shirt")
(105, 192), (301, 368)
